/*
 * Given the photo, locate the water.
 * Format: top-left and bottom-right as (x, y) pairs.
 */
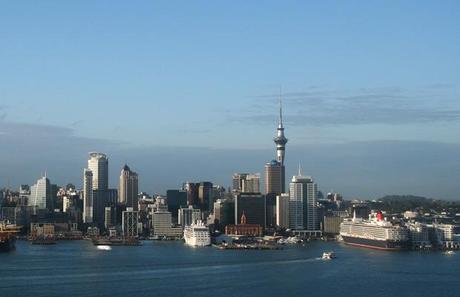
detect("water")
(0, 240), (459, 297)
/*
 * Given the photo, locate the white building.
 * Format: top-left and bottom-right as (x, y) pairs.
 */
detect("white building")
(28, 176), (51, 210)
(88, 152), (108, 191)
(289, 174), (318, 231)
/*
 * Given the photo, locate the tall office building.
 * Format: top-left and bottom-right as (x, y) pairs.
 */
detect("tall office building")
(28, 176), (52, 210)
(264, 160), (284, 194)
(289, 173), (318, 231)
(86, 152), (109, 227)
(276, 193), (290, 228)
(83, 169), (93, 223)
(232, 173), (260, 193)
(234, 193), (266, 228)
(118, 164), (139, 210)
(183, 182), (199, 206)
(88, 152), (108, 191)
(198, 182), (213, 211)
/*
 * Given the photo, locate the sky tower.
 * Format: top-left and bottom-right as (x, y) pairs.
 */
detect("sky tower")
(274, 96), (288, 165)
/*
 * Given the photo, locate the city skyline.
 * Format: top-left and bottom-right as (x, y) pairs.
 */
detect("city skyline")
(0, 2), (459, 199)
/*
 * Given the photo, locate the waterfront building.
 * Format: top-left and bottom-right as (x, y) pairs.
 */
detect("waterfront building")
(289, 173), (318, 231)
(235, 192), (266, 228)
(118, 164), (139, 210)
(232, 173), (260, 193)
(122, 207), (139, 238)
(432, 223), (459, 249)
(225, 212), (263, 237)
(28, 176), (52, 210)
(152, 208), (182, 238)
(276, 193), (290, 228)
(178, 206), (201, 228)
(323, 215), (345, 235)
(407, 222), (431, 249)
(83, 169), (93, 224)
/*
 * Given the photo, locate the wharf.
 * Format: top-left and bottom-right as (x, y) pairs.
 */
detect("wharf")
(92, 237), (141, 246)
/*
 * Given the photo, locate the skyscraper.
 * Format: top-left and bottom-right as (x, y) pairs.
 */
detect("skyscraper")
(118, 164), (139, 210)
(198, 182), (213, 211)
(264, 160), (284, 195)
(83, 169), (93, 223)
(232, 173), (260, 193)
(88, 152), (108, 191)
(86, 152), (109, 227)
(28, 176), (52, 210)
(234, 192), (266, 228)
(289, 172), (318, 231)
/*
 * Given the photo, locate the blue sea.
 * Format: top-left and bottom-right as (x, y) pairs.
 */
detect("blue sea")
(0, 240), (459, 297)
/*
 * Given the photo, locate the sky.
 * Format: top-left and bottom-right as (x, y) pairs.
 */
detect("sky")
(0, 1), (459, 199)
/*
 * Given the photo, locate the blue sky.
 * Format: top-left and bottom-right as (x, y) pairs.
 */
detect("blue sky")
(0, 1), (459, 199)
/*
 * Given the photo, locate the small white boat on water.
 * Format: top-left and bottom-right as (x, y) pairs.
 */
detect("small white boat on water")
(322, 251), (336, 260)
(445, 250), (455, 255)
(97, 245), (112, 251)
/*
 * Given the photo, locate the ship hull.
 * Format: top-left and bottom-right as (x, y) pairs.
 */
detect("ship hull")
(0, 237), (16, 252)
(341, 235), (407, 251)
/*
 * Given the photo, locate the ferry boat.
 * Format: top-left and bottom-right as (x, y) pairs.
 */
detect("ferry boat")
(184, 220), (211, 247)
(321, 251), (336, 260)
(0, 221), (20, 252)
(340, 211), (409, 251)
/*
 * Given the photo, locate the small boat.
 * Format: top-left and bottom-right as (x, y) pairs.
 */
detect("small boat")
(445, 250), (455, 255)
(97, 245), (112, 251)
(322, 251), (336, 260)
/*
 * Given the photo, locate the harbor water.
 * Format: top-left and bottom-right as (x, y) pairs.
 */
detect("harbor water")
(0, 240), (459, 297)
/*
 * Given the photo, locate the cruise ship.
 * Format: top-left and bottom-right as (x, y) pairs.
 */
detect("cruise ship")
(340, 211), (409, 251)
(184, 220), (211, 247)
(0, 221), (20, 252)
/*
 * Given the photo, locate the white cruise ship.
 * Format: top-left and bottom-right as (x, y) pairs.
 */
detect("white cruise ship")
(184, 220), (211, 247)
(340, 211), (409, 250)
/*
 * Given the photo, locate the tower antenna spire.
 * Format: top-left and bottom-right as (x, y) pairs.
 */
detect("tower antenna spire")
(279, 86), (283, 128)
(298, 162), (302, 176)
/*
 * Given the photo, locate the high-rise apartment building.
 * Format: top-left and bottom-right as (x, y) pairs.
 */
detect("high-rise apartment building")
(119, 164), (139, 210)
